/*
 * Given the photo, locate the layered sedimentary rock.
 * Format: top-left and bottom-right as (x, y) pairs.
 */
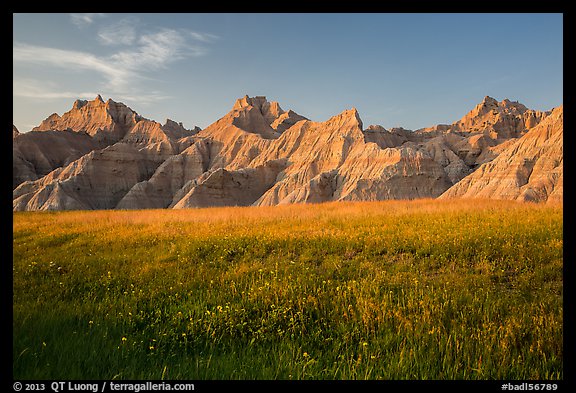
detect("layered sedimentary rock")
(13, 95), (200, 210)
(335, 143), (452, 202)
(214, 107), (453, 207)
(33, 95), (142, 143)
(418, 96), (550, 139)
(440, 106), (563, 203)
(13, 129), (102, 189)
(249, 108), (366, 205)
(173, 159), (288, 208)
(13, 143), (163, 211)
(253, 109), (363, 175)
(115, 96), (304, 209)
(362, 125), (408, 149)
(116, 139), (212, 209)
(12, 94), (562, 211)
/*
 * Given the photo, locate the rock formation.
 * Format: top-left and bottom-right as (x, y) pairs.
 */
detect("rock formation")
(417, 96), (550, 139)
(13, 129), (103, 189)
(116, 139), (212, 209)
(13, 143), (162, 210)
(439, 105), (563, 203)
(13, 94), (562, 211)
(173, 159), (288, 208)
(33, 95), (142, 143)
(13, 95), (200, 210)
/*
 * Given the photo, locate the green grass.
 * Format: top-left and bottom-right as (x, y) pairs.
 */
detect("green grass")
(12, 199), (563, 379)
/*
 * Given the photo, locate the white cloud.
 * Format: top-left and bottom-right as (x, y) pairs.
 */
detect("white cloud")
(13, 77), (172, 108)
(110, 29), (200, 72)
(14, 22), (217, 106)
(14, 27), (212, 86)
(70, 13), (106, 28)
(13, 42), (131, 89)
(189, 31), (219, 42)
(13, 78), (100, 100)
(97, 17), (138, 46)
(114, 91), (172, 105)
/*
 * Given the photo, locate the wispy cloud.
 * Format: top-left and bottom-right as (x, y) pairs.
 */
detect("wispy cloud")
(13, 42), (130, 88)
(189, 31), (219, 43)
(13, 78), (100, 100)
(14, 77), (172, 109)
(97, 17), (138, 46)
(13, 21), (218, 105)
(109, 28), (207, 72)
(70, 13), (106, 28)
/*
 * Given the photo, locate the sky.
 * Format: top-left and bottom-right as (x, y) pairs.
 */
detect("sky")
(13, 13), (563, 132)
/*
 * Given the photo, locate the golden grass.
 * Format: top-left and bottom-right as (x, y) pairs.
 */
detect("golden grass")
(13, 199), (563, 380)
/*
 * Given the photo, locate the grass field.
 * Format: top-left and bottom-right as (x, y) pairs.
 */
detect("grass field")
(12, 199), (563, 380)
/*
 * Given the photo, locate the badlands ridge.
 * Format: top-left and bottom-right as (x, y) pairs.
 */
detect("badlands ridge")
(13, 95), (563, 211)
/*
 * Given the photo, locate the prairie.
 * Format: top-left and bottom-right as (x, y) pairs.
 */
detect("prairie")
(12, 199), (563, 380)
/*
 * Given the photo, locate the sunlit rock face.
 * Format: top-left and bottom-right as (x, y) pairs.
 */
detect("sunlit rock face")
(440, 105), (563, 203)
(13, 95), (562, 211)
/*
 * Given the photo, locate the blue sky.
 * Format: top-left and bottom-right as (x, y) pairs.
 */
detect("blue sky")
(13, 13), (563, 132)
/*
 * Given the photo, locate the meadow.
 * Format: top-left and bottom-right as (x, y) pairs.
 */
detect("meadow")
(12, 199), (563, 380)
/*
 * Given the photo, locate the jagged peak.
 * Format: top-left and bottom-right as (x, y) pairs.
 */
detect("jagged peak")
(162, 118), (200, 136)
(325, 108), (363, 130)
(472, 96), (499, 113)
(227, 95), (294, 136)
(466, 95), (517, 118)
(164, 118), (183, 128)
(348, 108), (363, 127)
(481, 95), (498, 105)
(500, 98), (528, 112)
(476, 96), (527, 112)
(232, 95), (284, 114)
(251, 96), (270, 107)
(265, 100), (284, 116)
(73, 99), (88, 110)
(71, 95), (109, 110)
(233, 95), (255, 110)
